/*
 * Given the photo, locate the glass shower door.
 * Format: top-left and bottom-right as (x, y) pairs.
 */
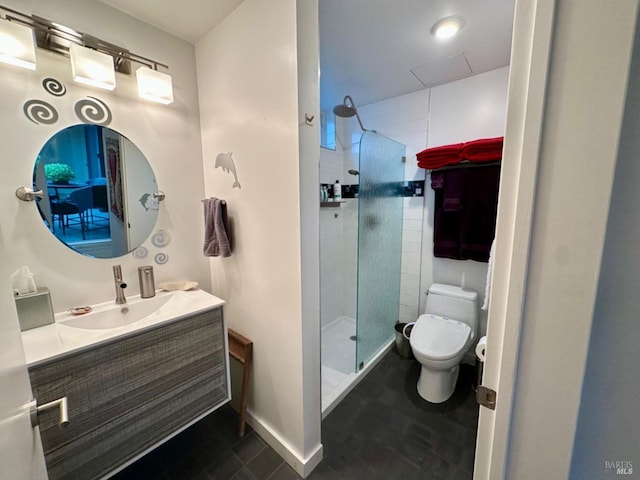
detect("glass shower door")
(355, 131), (405, 370)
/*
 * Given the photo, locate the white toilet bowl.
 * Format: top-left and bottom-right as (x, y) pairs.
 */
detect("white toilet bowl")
(409, 313), (471, 403)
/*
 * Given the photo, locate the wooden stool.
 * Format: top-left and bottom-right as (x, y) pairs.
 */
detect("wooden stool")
(228, 328), (253, 437)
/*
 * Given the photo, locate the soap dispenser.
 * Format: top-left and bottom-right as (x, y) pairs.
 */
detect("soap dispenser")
(138, 266), (156, 298)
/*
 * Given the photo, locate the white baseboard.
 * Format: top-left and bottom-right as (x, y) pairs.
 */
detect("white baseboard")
(244, 341), (394, 476)
(245, 411), (323, 478)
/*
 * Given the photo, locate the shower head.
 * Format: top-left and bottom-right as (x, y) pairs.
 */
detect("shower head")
(348, 169), (359, 176)
(333, 97), (357, 118)
(333, 104), (357, 117)
(333, 95), (368, 131)
(333, 101), (358, 118)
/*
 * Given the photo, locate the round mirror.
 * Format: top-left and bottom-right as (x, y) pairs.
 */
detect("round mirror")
(33, 125), (159, 258)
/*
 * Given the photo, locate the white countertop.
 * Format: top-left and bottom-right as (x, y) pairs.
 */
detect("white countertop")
(21, 289), (225, 367)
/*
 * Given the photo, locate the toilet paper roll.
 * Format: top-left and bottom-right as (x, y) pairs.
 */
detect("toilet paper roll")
(475, 336), (487, 362)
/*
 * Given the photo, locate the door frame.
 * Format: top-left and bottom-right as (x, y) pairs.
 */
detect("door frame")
(475, 0), (640, 477)
(473, 0), (557, 477)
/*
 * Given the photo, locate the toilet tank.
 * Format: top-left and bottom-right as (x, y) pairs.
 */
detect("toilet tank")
(426, 283), (478, 332)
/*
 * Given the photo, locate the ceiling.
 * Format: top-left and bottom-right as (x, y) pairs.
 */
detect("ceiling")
(99, 0), (515, 111)
(99, 0), (245, 44)
(319, 0), (515, 111)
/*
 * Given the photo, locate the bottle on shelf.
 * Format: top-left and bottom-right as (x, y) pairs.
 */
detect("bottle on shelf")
(333, 180), (342, 201)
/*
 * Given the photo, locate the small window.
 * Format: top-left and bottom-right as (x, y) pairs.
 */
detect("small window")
(320, 111), (336, 150)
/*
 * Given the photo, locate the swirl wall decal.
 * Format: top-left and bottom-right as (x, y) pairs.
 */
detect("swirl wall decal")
(154, 252), (169, 265)
(42, 78), (67, 97)
(23, 100), (59, 125)
(151, 230), (171, 247)
(74, 97), (112, 125)
(132, 246), (149, 259)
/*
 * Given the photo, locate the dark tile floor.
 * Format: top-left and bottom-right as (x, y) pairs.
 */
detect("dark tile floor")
(112, 350), (478, 480)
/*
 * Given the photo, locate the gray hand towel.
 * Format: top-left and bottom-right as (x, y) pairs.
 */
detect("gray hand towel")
(203, 197), (232, 257)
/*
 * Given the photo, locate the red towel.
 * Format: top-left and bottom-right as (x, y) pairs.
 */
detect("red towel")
(461, 137), (504, 163)
(416, 143), (463, 169)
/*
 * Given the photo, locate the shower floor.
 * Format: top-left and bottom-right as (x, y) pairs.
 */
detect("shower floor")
(322, 316), (356, 373)
(321, 316), (393, 417)
(321, 316), (356, 413)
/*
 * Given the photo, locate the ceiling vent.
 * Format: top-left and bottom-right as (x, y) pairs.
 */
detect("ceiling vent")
(410, 53), (473, 87)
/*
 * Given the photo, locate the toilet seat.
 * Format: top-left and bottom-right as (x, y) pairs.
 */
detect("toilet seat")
(410, 314), (470, 361)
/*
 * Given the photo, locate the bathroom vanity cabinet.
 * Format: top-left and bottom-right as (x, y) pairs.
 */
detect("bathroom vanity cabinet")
(28, 307), (229, 480)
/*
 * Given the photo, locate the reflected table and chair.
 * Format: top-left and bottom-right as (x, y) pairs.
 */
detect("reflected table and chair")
(47, 181), (109, 241)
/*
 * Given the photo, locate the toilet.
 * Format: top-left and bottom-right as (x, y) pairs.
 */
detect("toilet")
(409, 283), (478, 403)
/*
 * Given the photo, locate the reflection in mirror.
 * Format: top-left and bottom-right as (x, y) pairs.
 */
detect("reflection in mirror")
(33, 125), (159, 258)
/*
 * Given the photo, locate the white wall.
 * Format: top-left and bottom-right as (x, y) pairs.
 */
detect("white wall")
(296, 0), (322, 466)
(0, 0), (209, 310)
(196, 0), (322, 475)
(570, 10), (640, 477)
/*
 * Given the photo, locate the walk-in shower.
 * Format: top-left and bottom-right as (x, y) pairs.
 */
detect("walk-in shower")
(320, 102), (405, 414)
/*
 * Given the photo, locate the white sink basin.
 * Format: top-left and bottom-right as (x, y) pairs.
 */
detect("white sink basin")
(59, 294), (172, 330)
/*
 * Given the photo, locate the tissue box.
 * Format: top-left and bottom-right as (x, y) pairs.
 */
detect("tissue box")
(15, 287), (55, 331)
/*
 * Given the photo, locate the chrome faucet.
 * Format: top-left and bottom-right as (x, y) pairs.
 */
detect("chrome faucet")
(112, 265), (127, 305)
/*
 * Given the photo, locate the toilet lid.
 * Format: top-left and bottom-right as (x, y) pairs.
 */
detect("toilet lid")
(410, 314), (471, 360)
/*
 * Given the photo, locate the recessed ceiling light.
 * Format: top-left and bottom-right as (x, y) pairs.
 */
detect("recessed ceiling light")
(431, 16), (465, 40)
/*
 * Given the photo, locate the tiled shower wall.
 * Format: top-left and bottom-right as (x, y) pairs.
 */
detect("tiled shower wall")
(319, 147), (357, 329)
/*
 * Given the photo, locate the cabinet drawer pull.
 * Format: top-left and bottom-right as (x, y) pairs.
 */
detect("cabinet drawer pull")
(29, 397), (69, 428)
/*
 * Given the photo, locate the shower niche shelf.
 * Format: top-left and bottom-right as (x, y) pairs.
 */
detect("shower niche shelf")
(320, 201), (346, 208)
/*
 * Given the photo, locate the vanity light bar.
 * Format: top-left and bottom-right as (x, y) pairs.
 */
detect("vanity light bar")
(0, 4), (173, 102)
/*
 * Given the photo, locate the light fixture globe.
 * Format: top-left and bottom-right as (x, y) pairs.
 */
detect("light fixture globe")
(136, 66), (174, 105)
(0, 19), (36, 70)
(69, 43), (116, 90)
(431, 16), (465, 40)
